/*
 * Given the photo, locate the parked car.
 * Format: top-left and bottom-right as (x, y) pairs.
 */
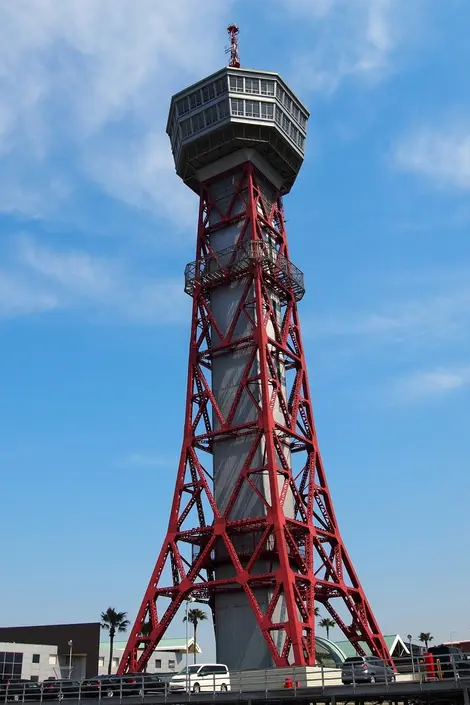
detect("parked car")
(428, 645), (470, 679)
(81, 674), (166, 698)
(41, 679), (81, 700)
(0, 680), (41, 702)
(169, 664), (230, 693)
(110, 674), (166, 697)
(81, 676), (112, 698)
(341, 656), (395, 685)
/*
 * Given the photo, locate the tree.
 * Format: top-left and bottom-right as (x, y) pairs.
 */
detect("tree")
(183, 608), (207, 663)
(141, 621), (152, 637)
(319, 617), (336, 640)
(314, 607), (320, 617)
(101, 608), (130, 675)
(418, 632), (434, 650)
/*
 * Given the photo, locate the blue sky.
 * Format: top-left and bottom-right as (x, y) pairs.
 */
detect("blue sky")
(1, 0), (470, 660)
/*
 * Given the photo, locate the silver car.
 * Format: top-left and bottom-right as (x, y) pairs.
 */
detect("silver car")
(342, 656), (395, 685)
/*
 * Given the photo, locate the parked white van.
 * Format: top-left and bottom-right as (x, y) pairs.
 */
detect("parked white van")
(169, 664), (231, 693)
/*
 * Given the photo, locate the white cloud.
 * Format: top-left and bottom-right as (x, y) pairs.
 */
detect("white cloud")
(309, 282), (470, 350)
(391, 366), (470, 404)
(84, 131), (197, 231)
(394, 124), (470, 190)
(0, 234), (188, 324)
(276, 0), (414, 93)
(0, 0), (232, 221)
(0, 270), (58, 317)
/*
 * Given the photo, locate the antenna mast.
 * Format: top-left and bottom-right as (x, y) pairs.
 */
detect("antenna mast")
(227, 24), (240, 68)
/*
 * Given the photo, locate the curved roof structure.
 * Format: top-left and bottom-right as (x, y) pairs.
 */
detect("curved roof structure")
(315, 636), (346, 669)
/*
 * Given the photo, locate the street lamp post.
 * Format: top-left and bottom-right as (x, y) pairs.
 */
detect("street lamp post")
(407, 635), (415, 678)
(185, 597), (195, 692)
(67, 640), (73, 680)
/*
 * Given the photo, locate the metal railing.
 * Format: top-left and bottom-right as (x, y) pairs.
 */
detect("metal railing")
(1, 654), (469, 703)
(184, 241), (305, 302)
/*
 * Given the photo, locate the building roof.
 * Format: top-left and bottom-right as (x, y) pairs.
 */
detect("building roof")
(315, 636), (347, 666)
(335, 635), (409, 658)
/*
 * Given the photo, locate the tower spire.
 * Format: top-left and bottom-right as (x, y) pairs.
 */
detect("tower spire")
(227, 24), (240, 68)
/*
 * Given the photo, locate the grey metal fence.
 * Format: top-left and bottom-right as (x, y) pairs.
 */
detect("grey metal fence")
(1, 654), (468, 703)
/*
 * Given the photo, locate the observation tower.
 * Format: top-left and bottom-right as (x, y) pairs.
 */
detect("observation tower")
(119, 26), (390, 673)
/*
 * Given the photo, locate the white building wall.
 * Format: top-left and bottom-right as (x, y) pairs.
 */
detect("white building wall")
(0, 643), (59, 682)
(98, 646), (184, 675)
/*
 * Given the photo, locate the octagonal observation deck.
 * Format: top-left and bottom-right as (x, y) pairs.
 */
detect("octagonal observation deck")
(166, 67), (309, 194)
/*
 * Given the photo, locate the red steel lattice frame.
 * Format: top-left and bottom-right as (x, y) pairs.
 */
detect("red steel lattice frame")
(118, 163), (391, 673)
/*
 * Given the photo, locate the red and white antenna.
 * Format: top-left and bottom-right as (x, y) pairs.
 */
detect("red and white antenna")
(226, 24), (240, 68)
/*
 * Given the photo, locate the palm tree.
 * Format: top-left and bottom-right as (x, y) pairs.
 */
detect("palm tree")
(418, 632), (434, 650)
(319, 617), (336, 640)
(101, 608), (130, 675)
(183, 608), (207, 663)
(141, 621), (152, 637)
(314, 607), (320, 617)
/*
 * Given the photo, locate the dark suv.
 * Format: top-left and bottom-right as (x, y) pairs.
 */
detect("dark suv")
(341, 656), (395, 685)
(428, 645), (470, 679)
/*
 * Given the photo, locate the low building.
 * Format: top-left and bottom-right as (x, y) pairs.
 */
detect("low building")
(98, 638), (202, 676)
(0, 623), (100, 680)
(0, 642), (60, 682)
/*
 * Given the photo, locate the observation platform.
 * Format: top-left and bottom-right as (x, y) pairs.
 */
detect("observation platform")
(184, 241), (305, 303)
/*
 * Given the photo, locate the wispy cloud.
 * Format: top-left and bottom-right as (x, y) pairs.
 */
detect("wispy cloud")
(309, 280), (470, 350)
(84, 131), (197, 231)
(0, 235), (188, 324)
(390, 366), (470, 405)
(275, 0), (417, 93)
(0, 0), (231, 223)
(394, 122), (470, 190)
(0, 270), (58, 317)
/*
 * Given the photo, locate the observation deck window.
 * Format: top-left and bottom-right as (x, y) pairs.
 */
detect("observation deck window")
(245, 78), (260, 94)
(214, 78), (227, 96)
(204, 105), (218, 126)
(231, 98), (244, 116)
(177, 96), (190, 116)
(229, 75), (244, 92)
(202, 82), (215, 103)
(218, 99), (230, 119)
(261, 79), (275, 96)
(191, 111), (205, 133)
(189, 91), (202, 110)
(245, 100), (260, 118)
(261, 102), (274, 119)
(180, 117), (192, 138)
